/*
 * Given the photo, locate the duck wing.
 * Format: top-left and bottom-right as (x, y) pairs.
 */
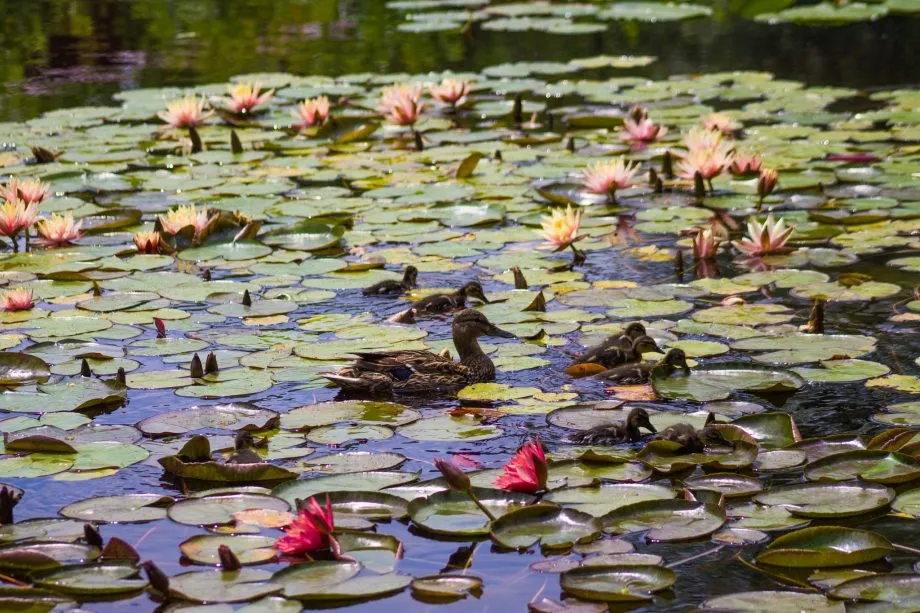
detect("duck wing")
(352, 350), (453, 374)
(569, 424), (627, 445)
(362, 279), (404, 296)
(413, 293), (456, 313)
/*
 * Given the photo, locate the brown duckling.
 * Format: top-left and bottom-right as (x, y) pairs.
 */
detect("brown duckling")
(569, 407), (657, 445)
(363, 265), (418, 296)
(226, 431), (262, 464)
(579, 335), (661, 370)
(574, 322), (647, 365)
(413, 281), (490, 314)
(597, 348), (690, 385)
(656, 414), (733, 453)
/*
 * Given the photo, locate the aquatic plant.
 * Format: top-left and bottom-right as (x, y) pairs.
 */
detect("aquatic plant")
(133, 230), (163, 254)
(0, 198), (38, 246)
(582, 158), (640, 202)
(158, 95), (212, 128)
(274, 496), (335, 556)
(378, 83), (425, 126)
(538, 204), (586, 251)
(735, 213), (795, 256)
(730, 151), (763, 175)
(691, 227), (721, 261)
(217, 81), (274, 115)
(677, 147), (732, 187)
(158, 205), (214, 239)
(757, 168), (780, 206)
(429, 78), (469, 106)
(1, 177), (50, 205)
(619, 116), (668, 144)
(701, 112), (740, 134)
(292, 96), (331, 129)
(1, 287), (33, 311)
(35, 212), (83, 247)
(494, 440), (547, 494)
(683, 126), (727, 153)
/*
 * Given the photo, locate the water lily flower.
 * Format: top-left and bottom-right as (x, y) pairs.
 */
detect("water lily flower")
(35, 212), (83, 247)
(582, 158), (640, 202)
(133, 231), (162, 254)
(730, 151), (762, 175)
(1, 287), (33, 312)
(274, 496), (335, 557)
(683, 127), (726, 154)
(0, 199), (39, 241)
(757, 168), (779, 205)
(1, 177), (51, 206)
(378, 83), (425, 126)
(429, 78), (470, 106)
(494, 439), (548, 494)
(434, 457), (472, 493)
(701, 112), (740, 134)
(158, 205), (213, 238)
(619, 117), (667, 144)
(691, 227), (720, 261)
(677, 148), (732, 183)
(292, 96), (331, 130)
(735, 213), (795, 257)
(538, 205), (586, 252)
(218, 81), (274, 115)
(158, 95), (212, 129)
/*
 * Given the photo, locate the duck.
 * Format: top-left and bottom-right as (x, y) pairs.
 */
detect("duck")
(322, 309), (516, 394)
(597, 348), (690, 385)
(573, 322), (647, 365)
(576, 335), (661, 370)
(568, 407), (657, 445)
(412, 281), (490, 314)
(226, 431), (262, 464)
(656, 415), (733, 453)
(363, 265), (418, 296)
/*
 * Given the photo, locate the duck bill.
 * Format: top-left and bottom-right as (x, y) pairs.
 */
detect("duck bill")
(487, 325), (516, 339)
(642, 420), (657, 434)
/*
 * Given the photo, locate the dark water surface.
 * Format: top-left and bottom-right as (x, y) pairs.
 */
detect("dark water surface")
(3, 1), (920, 612)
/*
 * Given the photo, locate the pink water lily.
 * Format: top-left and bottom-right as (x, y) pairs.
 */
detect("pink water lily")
(429, 78), (469, 106)
(494, 440), (548, 494)
(218, 81), (274, 115)
(35, 212), (83, 247)
(701, 112), (740, 134)
(158, 205), (214, 239)
(735, 213), (795, 257)
(730, 151), (762, 175)
(683, 127), (726, 154)
(275, 496), (335, 557)
(619, 117), (667, 144)
(0, 199), (39, 240)
(133, 231), (162, 254)
(757, 168), (779, 205)
(1, 287), (33, 312)
(378, 83), (425, 126)
(582, 158), (640, 202)
(538, 205), (586, 251)
(691, 227), (720, 261)
(292, 96), (331, 130)
(677, 148), (732, 182)
(158, 95), (212, 129)
(1, 177), (51, 206)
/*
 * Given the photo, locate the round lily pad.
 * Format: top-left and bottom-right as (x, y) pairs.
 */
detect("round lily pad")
(754, 482), (894, 518)
(560, 565), (677, 602)
(168, 493), (291, 526)
(490, 504), (602, 550)
(59, 494), (174, 523)
(756, 526), (894, 568)
(602, 500), (725, 542)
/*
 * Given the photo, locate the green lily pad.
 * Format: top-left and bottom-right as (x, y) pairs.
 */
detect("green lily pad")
(754, 482), (894, 518)
(756, 526), (894, 568)
(408, 488), (534, 537)
(32, 564), (148, 597)
(560, 565), (677, 602)
(490, 504), (602, 550)
(136, 403), (279, 437)
(59, 494), (173, 523)
(180, 534), (278, 566)
(602, 500), (725, 542)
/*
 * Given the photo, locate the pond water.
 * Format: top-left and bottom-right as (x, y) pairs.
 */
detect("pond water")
(1, 1), (920, 612)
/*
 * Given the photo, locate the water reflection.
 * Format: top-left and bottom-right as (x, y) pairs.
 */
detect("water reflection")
(1, 0), (919, 121)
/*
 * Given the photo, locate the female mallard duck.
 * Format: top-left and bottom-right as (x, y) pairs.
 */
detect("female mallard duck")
(413, 281), (490, 313)
(656, 414), (733, 453)
(363, 266), (418, 296)
(573, 322), (647, 365)
(574, 335), (661, 370)
(569, 407), (657, 445)
(597, 348), (690, 385)
(322, 309), (516, 394)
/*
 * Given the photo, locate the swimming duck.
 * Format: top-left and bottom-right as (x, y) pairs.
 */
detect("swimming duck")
(656, 415), (733, 453)
(226, 431), (262, 464)
(322, 309), (516, 394)
(597, 348), (690, 385)
(363, 265), (418, 296)
(576, 335), (661, 370)
(568, 407), (657, 445)
(574, 322), (647, 365)
(413, 281), (490, 314)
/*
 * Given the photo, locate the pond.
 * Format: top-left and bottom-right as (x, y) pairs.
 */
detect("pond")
(1, 0), (920, 612)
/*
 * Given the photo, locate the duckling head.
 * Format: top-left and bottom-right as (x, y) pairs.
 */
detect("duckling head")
(622, 322), (647, 341)
(631, 335), (663, 355)
(661, 348), (690, 374)
(460, 281), (489, 304)
(627, 407), (657, 435)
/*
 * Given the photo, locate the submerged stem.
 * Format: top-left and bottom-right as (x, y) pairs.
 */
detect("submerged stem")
(466, 490), (496, 522)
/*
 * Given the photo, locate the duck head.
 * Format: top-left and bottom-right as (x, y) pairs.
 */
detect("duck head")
(631, 335), (663, 355)
(622, 322), (647, 341)
(234, 430), (255, 451)
(660, 348), (690, 374)
(453, 308), (515, 340)
(626, 407), (657, 440)
(459, 281), (490, 304)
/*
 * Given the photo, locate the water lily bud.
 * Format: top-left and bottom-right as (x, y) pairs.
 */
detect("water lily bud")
(154, 318), (166, 339)
(80, 359), (92, 377)
(693, 171), (706, 201)
(757, 168), (779, 201)
(205, 352), (219, 374)
(188, 126), (203, 153)
(648, 168), (658, 187)
(661, 150), (673, 179)
(242, 289), (252, 307)
(92, 282), (102, 297)
(218, 544), (242, 571)
(190, 354), (204, 378)
(434, 457), (471, 493)
(230, 130), (243, 155)
(101, 537), (140, 563)
(142, 560), (170, 594)
(512, 266), (528, 290)
(115, 367), (126, 386)
(84, 524), (103, 549)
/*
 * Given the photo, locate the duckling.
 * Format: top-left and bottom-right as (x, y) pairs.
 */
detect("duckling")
(597, 348), (690, 385)
(363, 265), (418, 296)
(226, 431), (262, 464)
(569, 407), (657, 445)
(573, 322), (647, 365)
(579, 335), (661, 370)
(656, 414), (733, 453)
(413, 281), (490, 314)
(323, 309), (516, 395)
